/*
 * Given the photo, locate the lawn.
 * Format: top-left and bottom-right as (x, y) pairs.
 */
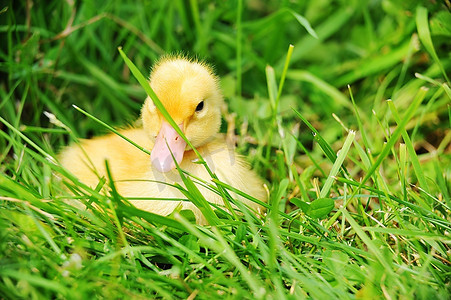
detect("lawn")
(1, 0), (450, 299)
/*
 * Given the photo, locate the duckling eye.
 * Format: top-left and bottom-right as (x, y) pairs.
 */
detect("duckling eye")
(195, 101), (204, 112)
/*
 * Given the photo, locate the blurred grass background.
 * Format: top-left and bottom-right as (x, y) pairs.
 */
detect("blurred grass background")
(1, 0), (450, 299)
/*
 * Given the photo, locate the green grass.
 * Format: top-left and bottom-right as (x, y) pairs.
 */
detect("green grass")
(1, 0), (450, 299)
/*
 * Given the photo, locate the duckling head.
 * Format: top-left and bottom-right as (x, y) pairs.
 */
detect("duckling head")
(141, 57), (224, 173)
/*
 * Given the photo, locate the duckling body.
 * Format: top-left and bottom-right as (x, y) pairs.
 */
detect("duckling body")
(60, 57), (266, 224)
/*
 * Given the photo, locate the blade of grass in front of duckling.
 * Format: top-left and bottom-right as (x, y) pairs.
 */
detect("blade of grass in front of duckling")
(118, 48), (217, 176)
(117, 47), (193, 152)
(118, 47), (237, 220)
(169, 144), (220, 226)
(72, 105), (150, 155)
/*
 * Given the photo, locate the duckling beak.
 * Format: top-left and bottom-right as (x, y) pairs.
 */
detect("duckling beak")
(151, 122), (187, 173)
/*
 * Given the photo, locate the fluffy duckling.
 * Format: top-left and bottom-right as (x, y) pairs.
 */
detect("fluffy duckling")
(59, 56), (266, 224)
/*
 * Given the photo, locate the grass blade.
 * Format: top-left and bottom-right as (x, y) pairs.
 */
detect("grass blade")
(236, 0), (243, 97)
(287, 10), (318, 39)
(292, 108), (342, 169)
(387, 100), (430, 195)
(281, 6), (354, 68)
(320, 130), (355, 199)
(416, 6), (450, 83)
(265, 65), (277, 110)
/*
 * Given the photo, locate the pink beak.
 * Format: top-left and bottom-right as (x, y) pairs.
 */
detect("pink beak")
(151, 122), (187, 173)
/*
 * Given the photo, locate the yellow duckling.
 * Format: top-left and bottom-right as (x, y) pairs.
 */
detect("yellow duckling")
(60, 56), (266, 224)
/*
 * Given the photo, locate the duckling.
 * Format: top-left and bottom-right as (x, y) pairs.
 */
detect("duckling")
(59, 56), (266, 224)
